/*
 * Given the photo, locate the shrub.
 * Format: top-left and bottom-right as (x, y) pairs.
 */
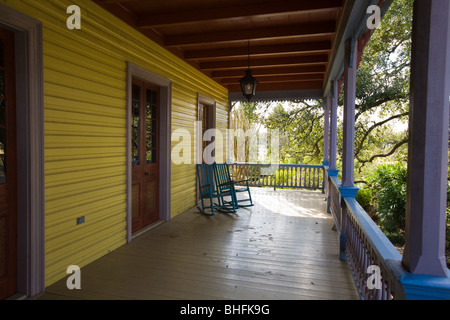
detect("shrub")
(356, 188), (372, 211)
(367, 163), (407, 243)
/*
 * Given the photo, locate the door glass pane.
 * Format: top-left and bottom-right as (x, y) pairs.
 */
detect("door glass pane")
(146, 88), (157, 164)
(132, 84), (140, 165)
(146, 148), (157, 164)
(146, 90), (156, 120)
(0, 128), (5, 184)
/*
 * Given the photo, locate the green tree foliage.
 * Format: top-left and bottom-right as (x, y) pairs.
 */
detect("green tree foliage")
(353, 0), (412, 177)
(263, 101), (325, 165)
(366, 163), (407, 245)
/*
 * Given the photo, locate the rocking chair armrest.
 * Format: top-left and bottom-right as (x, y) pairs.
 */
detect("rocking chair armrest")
(218, 181), (234, 187)
(199, 184), (212, 190)
(232, 179), (249, 185)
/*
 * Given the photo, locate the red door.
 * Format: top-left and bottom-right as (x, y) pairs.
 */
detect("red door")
(0, 27), (17, 300)
(131, 78), (159, 233)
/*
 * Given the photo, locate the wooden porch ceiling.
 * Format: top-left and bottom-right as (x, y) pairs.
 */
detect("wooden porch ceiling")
(93, 0), (347, 100)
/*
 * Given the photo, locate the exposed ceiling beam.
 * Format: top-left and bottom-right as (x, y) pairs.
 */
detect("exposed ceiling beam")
(211, 65), (327, 78)
(97, 0), (136, 4)
(165, 22), (336, 47)
(227, 80), (324, 92)
(220, 73), (324, 84)
(135, 0), (343, 28)
(184, 41), (332, 60)
(200, 54), (328, 70)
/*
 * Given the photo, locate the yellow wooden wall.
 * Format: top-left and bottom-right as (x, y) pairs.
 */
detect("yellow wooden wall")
(1, 0), (229, 286)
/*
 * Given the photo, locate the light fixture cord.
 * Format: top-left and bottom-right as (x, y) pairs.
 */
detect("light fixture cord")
(248, 40), (250, 69)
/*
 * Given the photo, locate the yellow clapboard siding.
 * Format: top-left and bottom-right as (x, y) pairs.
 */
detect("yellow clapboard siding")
(45, 69), (125, 99)
(43, 31), (125, 74)
(46, 175), (124, 199)
(45, 226), (126, 286)
(45, 135), (126, 149)
(171, 164), (196, 175)
(45, 195), (126, 226)
(45, 177), (125, 199)
(44, 57), (124, 93)
(172, 107), (197, 119)
(45, 169), (126, 189)
(45, 121), (125, 136)
(45, 146), (124, 159)
(45, 83), (125, 108)
(2, 0), (229, 288)
(45, 188), (126, 220)
(45, 110), (125, 129)
(45, 156), (125, 175)
(46, 204), (126, 245)
(46, 96), (125, 118)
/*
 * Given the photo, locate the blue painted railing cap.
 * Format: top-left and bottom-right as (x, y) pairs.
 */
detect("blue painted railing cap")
(400, 270), (450, 300)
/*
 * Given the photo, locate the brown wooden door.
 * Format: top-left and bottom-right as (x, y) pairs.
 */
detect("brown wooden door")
(0, 27), (17, 300)
(199, 103), (215, 164)
(131, 79), (159, 233)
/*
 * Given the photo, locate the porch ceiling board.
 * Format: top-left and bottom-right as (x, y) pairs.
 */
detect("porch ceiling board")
(93, 0), (350, 99)
(135, 0), (344, 28)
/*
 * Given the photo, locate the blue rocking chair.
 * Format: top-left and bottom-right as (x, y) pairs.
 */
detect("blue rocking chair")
(213, 163), (254, 208)
(196, 164), (237, 215)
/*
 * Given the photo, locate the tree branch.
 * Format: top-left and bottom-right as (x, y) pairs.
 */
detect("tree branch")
(355, 112), (409, 155)
(357, 138), (408, 167)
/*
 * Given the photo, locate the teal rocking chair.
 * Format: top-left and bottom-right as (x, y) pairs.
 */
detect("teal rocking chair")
(213, 163), (254, 209)
(196, 164), (237, 215)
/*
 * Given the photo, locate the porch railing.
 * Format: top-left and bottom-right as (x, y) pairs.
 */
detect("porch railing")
(228, 163), (324, 191)
(324, 166), (405, 300)
(328, 175), (342, 230)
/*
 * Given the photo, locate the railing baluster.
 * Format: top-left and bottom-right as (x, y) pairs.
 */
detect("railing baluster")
(313, 167), (316, 188)
(316, 167), (320, 188)
(229, 163), (325, 191)
(307, 166), (311, 188)
(289, 166), (292, 187)
(293, 166), (297, 187)
(257, 165), (261, 187)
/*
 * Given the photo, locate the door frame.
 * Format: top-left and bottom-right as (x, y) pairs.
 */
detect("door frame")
(0, 4), (45, 298)
(196, 94), (216, 204)
(196, 94), (216, 165)
(126, 62), (171, 243)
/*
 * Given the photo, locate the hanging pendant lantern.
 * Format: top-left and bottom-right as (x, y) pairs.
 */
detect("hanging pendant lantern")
(240, 69), (258, 101)
(240, 41), (258, 101)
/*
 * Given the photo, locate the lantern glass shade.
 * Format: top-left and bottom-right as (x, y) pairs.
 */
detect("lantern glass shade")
(240, 69), (258, 101)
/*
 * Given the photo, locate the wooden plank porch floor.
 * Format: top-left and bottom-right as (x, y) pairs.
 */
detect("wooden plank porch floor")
(38, 188), (360, 300)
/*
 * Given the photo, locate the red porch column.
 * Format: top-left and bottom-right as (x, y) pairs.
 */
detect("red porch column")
(402, 0), (450, 277)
